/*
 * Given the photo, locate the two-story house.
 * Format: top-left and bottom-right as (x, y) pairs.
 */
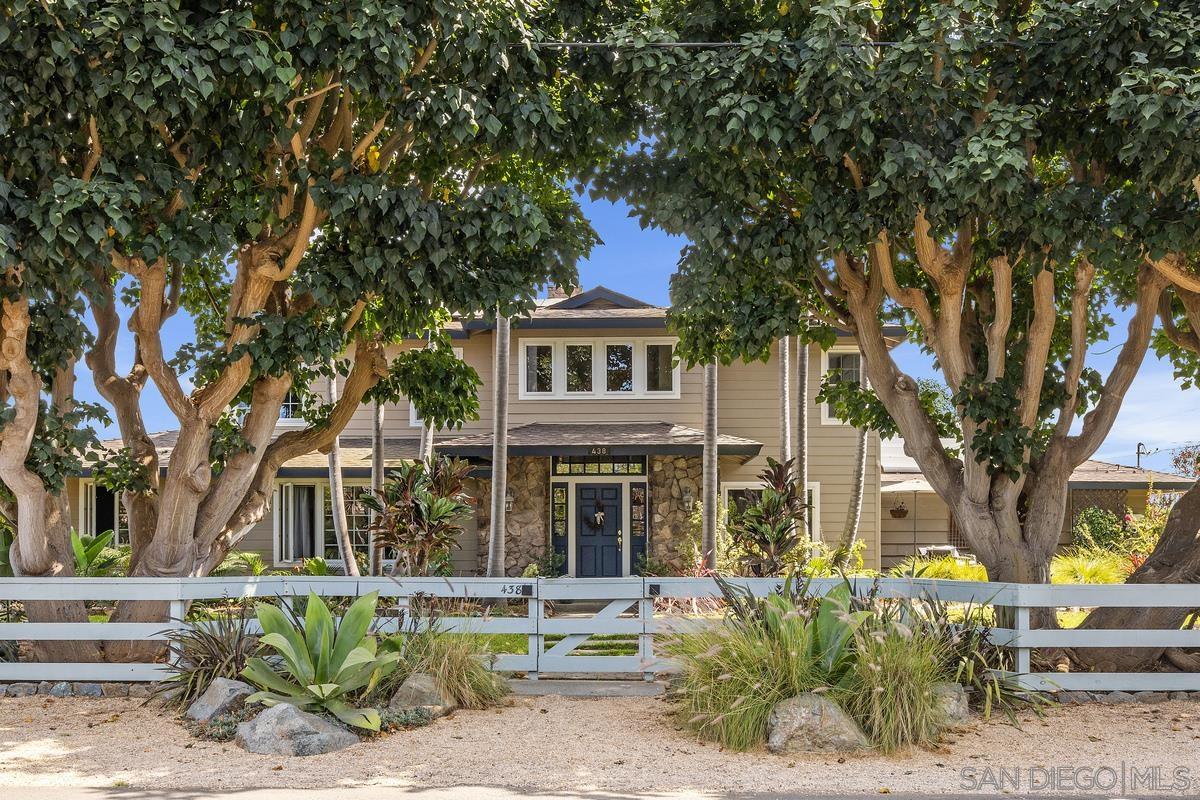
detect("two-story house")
(72, 286), (887, 577)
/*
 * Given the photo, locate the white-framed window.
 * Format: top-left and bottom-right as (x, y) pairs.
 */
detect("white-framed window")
(721, 480), (821, 541)
(274, 480), (372, 568)
(821, 348), (864, 425)
(516, 337), (681, 400)
(277, 390), (306, 427)
(78, 479), (130, 545)
(410, 347), (465, 426)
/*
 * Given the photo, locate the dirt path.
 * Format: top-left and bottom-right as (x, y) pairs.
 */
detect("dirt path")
(1, 695), (1198, 795)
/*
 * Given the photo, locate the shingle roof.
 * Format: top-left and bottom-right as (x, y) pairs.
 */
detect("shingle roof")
(437, 421), (761, 459)
(881, 458), (1193, 491)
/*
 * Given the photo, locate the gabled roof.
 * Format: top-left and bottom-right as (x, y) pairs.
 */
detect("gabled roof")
(543, 285), (653, 310)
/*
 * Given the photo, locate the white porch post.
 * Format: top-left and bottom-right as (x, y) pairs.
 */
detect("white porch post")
(701, 362), (719, 570)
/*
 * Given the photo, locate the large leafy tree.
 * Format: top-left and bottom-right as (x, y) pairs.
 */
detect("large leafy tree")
(598, 0), (1200, 607)
(1, 1), (632, 642)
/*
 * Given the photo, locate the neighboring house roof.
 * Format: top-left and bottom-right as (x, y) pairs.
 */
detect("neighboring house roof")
(543, 285), (652, 310)
(276, 437), (422, 478)
(437, 421), (762, 459)
(881, 439), (1193, 491)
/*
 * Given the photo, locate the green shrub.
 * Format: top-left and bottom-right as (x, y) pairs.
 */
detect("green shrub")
(727, 458), (808, 576)
(241, 591), (400, 731)
(840, 618), (951, 753)
(522, 551), (565, 578)
(212, 550), (272, 577)
(71, 529), (127, 577)
(157, 603), (258, 708)
(377, 706), (433, 732)
(1071, 506), (1125, 550)
(662, 580), (866, 750)
(796, 539), (867, 577)
(1050, 547), (1131, 584)
(890, 555), (988, 582)
(182, 705), (258, 741)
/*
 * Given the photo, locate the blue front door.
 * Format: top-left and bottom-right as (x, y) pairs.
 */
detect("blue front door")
(576, 484), (622, 577)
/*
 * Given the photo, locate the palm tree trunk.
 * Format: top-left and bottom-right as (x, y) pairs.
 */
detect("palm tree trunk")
(326, 365), (360, 576)
(702, 362), (719, 570)
(778, 336), (792, 466)
(370, 399), (385, 575)
(837, 425), (868, 560)
(797, 341), (810, 538)
(419, 421), (434, 462)
(486, 314), (510, 577)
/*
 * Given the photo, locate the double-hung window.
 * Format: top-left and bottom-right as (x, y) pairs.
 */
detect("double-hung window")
(517, 338), (679, 399)
(821, 349), (864, 425)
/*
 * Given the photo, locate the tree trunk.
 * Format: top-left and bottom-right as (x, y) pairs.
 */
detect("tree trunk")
(486, 314), (510, 577)
(778, 336), (792, 466)
(326, 367), (359, 576)
(702, 362), (719, 570)
(837, 425), (867, 559)
(419, 421), (434, 462)
(797, 341), (810, 537)
(1071, 482), (1200, 671)
(371, 399), (385, 575)
(10, 491), (101, 663)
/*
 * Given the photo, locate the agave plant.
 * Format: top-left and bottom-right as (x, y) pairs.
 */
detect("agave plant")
(241, 591), (399, 731)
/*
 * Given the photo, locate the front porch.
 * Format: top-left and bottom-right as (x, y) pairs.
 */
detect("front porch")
(438, 421), (762, 577)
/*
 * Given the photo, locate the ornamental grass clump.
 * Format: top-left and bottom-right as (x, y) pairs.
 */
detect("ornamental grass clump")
(840, 616), (952, 753)
(1050, 547), (1131, 584)
(663, 577), (866, 751)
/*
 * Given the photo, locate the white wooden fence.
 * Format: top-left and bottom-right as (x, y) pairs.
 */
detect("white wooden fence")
(0, 576), (1196, 691)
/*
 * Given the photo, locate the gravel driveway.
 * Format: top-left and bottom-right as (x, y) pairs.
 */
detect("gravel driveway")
(1, 694), (1198, 795)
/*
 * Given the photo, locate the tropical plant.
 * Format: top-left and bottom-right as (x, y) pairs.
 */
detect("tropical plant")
(157, 604), (258, 709)
(726, 458), (809, 576)
(890, 555), (989, 582)
(1050, 548), (1132, 585)
(796, 539), (868, 577)
(211, 550), (271, 577)
(241, 591), (399, 731)
(299, 556), (333, 576)
(362, 457), (474, 577)
(522, 551), (566, 578)
(70, 530), (125, 577)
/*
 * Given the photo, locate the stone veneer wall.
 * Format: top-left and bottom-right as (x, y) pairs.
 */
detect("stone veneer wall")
(647, 455), (702, 573)
(468, 456), (550, 577)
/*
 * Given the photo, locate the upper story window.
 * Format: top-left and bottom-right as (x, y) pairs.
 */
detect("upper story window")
(518, 338), (680, 400)
(821, 349), (863, 425)
(411, 347), (466, 426)
(279, 390), (304, 422)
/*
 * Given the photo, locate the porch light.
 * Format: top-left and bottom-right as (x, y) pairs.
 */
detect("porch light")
(504, 487), (515, 512)
(682, 487), (695, 512)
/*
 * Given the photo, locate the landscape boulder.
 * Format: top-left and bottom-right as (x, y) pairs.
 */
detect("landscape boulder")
(235, 703), (359, 756)
(186, 678), (255, 724)
(932, 681), (971, 725)
(766, 693), (870, 754)
(388, 672), (456, 718)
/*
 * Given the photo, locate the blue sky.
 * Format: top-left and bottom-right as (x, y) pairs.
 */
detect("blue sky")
(80, 194), (1198, 474)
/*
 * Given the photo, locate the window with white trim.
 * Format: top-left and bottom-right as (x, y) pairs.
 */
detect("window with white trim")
(516, 338), (680, 399)
(275, 481), (372, 567)
(721, 480), (821, 541)
(279, 390), (304, 423)
(821, 349), (864, 425)
(78, 480), (130, 545)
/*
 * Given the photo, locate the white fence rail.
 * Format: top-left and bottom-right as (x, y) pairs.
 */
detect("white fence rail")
(0, 576), (1196, 691)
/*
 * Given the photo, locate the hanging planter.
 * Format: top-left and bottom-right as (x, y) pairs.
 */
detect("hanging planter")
(889, 502), (909, 519)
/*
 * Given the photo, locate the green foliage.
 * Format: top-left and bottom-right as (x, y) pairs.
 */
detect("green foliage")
(890, 556), (989, 582)
(183, 705), (260, 742)
(796, 539), (868, 577)
(664, 578), (868, 750)
(241, 592), (400, 731)
(211, 551), (272, 577)
(377, 706), (433, 733)
(369, 335), (481, 432)
(0, 521), (13, 578)
(158, 604), (258, 709)
(361, 457), (474, 577)
(842, 617), (951, 754)
(726, 458), (808, 576)
(299, 556), (333, 576)
(1071, 506), (1126, 551)
(1050, 547), (1132, 585)
(69, 529), (126, 577)
(379, 626), (510, 711)
(522, 551), (566, 578)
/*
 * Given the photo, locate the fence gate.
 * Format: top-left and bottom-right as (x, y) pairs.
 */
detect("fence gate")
(533, 578), (652, 678)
